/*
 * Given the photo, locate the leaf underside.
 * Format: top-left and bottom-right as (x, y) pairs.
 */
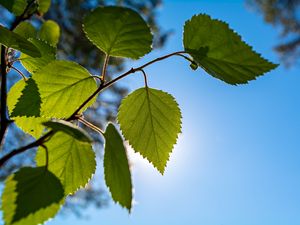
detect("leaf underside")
(11, 78), (41, 117)
(33, 60), (97, 118)
(83, 6), (153, 59)
(0, 0), (51, 15)
(43, 120), (92, 143)
(0, 25), (41, 57)
(183, 14), (278, 84)
(1, 167), (64, 225)
(0, 0), (27, 16)
(38, 20), (60, 46)
(36, 132), (96, 195)
(10, 60), (97, 119)
(21, 38), (56, 73)
(104, 123), (132, 210)
(118, 88), (182, 174)
(14, 22), (37, 39)
(37, 0), (51, 14)
(7, 79), (46, 138)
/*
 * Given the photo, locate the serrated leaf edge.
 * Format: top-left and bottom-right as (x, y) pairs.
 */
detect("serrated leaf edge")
(82, 6), (153, 60)
(103, 123), (133, 212)
(183, 13), (279, 85)
(117, 88), (182, 174)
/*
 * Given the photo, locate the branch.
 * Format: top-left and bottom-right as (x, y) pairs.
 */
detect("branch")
(0, 131), (53, 167)
(0, 51), (187, 167)
(68, 51), (186, 119)
(0, 0), (37, 146)
(0, 45), (8, 145)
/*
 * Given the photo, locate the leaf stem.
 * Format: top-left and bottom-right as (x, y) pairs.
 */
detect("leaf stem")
(176, 53), (196, 64)
(78, 117), (104, 135)
(138, 69), (148, 88)
(92, 75), (102, 82)
(101, 54), (110, 85)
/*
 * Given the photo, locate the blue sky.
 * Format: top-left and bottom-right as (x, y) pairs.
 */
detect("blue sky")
(25, 0), (300, 224)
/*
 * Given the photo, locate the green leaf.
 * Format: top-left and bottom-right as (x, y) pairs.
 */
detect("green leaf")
(21, 38), (56, 73)
(11, 78), (41, 117)
(0, 25), (41, 57)
(34, 60), (97, 118)
(36, 132), (96, 194)
(38, 20), (60, 46)
(14, 22), (37, 39)
(83, 6), (153, 59)
(183, 14), (278, 85)
(37, 0), (51, 14)
(15, 117), (46, 138)
(1, 167), (64, 225)
(118, 88), (182, 174)
(43, 120), (92, 143)
(7, 79), (46, 138)
(0, 0), (27, 16)
(11, 60), (97, 118)
(104, 123), (132, 210)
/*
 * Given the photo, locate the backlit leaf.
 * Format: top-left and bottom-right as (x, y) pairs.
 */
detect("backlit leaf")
(1, 167), (64, 225)
(37, 0), (51, 14)
(14, 22), (37, 39)
(183, 14), (278, 84)
(104, 123), (132, 210)
(38, 20), (60, 46)
(12, 60), (97, 118)
(43, 120), (92, 143)
(21, 38), (56, 73)
(11, 78), (41, 117)
(118, 88), (182, 174)
(36, 132), (96, 194)
(7, 79), (46, 138)
(0, 0), (27, 16)
(83, 6), (153, 59)
(0, 25), (41, 57)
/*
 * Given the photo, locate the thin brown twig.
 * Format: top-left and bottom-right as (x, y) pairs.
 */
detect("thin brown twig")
(0, 50), (187, 167)
(0, 131), (53, 167)
(68, 51), (186, 120)
(176, 53), (195, 64)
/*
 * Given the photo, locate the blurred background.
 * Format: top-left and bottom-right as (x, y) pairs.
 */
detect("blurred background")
(1, 0), (300, 224)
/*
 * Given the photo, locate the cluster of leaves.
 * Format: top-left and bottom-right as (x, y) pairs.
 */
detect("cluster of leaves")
(0, 1), (277, 225)
(0, 0), (166, 178)
(0, 0), (166, 216)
